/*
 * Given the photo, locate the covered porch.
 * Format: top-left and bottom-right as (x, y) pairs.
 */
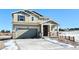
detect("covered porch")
(41, 20), (59, 38)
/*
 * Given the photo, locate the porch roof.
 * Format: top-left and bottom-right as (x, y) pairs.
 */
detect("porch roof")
(42, 20), (59, 25)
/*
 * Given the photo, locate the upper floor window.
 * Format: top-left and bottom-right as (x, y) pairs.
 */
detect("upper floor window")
(18, 15), (25, 21)
(32, 17), (34, 21)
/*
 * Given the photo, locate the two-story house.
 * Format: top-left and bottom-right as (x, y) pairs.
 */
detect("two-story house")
(12, 10), (59, 39)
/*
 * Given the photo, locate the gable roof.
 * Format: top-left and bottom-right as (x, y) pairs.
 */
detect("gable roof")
(43, 20), (58, 25)
(12, 10), (43, 18)
(12, 10), (30, 16)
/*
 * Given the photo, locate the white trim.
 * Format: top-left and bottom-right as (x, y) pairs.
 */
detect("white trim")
(41, 24), (43, 37)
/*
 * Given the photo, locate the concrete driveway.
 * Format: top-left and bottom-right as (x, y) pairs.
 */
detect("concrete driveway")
(15, 39), (66, 50)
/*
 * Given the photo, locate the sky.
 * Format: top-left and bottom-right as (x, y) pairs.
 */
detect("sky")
(0, 9), (79, 31)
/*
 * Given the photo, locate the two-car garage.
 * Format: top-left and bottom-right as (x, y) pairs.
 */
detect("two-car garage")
(15, 25), (40, 39)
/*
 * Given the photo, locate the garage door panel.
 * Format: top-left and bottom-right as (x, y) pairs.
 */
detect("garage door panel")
(16, 28), (38, 39)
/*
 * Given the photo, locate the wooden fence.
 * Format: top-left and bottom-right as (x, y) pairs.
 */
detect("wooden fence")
(58, 35), (78, 47)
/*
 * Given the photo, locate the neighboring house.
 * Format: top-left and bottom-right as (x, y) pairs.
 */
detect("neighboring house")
(12, 10), (59, 39)
(0, 32), (11, 36)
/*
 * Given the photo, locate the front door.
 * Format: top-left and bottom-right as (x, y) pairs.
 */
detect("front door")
(43, 25), (48, 36)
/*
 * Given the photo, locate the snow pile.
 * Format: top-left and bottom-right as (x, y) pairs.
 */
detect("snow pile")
(44, 37), (74, 48)
(2, 40), (18, 50)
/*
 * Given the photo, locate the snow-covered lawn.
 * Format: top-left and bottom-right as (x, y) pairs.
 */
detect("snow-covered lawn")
(59, 31), (79, 42)
(2, 40), (18, 50)
(44, 37), (74, 48)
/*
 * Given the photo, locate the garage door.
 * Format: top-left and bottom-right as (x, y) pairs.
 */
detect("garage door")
(16, 28), (38, 39)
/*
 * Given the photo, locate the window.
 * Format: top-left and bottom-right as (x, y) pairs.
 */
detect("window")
(18, 15), (25, 21)
(32, 17), (34, 21)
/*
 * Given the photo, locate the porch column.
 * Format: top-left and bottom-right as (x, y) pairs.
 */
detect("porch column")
(57, 25), (59, 37)
(49, 24), (52, 37)
(41, 24), (43, 38)
(12, 26), (16, 39)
